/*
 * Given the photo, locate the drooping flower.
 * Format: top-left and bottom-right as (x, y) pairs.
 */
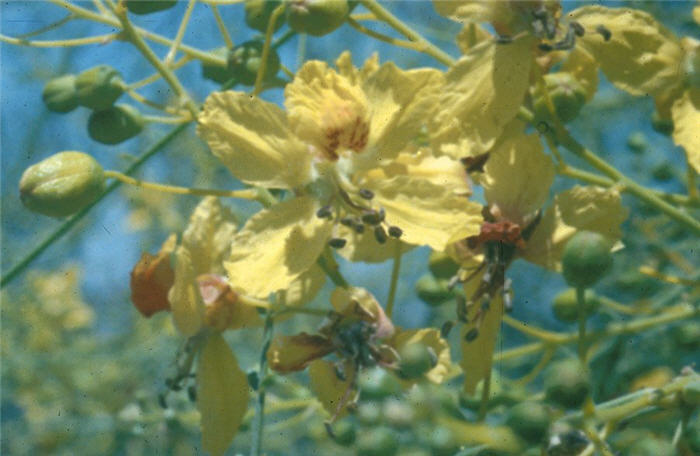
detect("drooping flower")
(197, 53), (482, 298)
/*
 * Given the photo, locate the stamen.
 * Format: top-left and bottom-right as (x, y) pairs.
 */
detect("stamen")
(340, 216), (356, 227)
(570, 21), (585, 37)
(373, 226), (387, 244)
(464, 328), (479, 342)
(358, 188), (374, 200)
(388, 226), (402, 238)
(595, 25), (611, 41)
(329, 237), (347, 249)
(316, 205), (333, 219)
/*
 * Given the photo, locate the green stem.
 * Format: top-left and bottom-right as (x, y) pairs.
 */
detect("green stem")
(385, 241), (402, 318)
(250, 310), (274, 456)
(164, 0), (197, 65)
(0, 123), (190, 289)
(253, 3), (285, 96)
(576, 287), (588, 362)
(317, 249), (349, 288)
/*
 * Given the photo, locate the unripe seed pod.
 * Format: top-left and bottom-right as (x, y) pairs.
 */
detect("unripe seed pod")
(551, 288), (601, 323)
(126, 0), (177, 15)
(398, 343), (436, 380)
(287, 0), (349, 37)
(544, 358), (591, 408)
(561, 231), (613, 289)
(42, 75), (79, 113)
(356, 426), (399, 456)
(428, 251), (460, 280)
(75, 65), (124, 110)
(415, 275), (452, 307)
(244, 0), (284, 33)
(505, 401), (550, 443)
(88, 104), (145, 145)
(227, 40), (281, 86)
(533, 72), (587, 123)
(19, 151), (105, 218)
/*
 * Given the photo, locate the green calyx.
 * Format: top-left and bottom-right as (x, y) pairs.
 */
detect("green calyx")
(125, 0), (177, 15)
(561, 231), (613, 289)
(75, 65), (124, 110)
(88, 104), (145, 145)
(533, 72), (587, 123)
(227, 40), (281, 86)
(287, 0), (349, 37)
(551, 288), (601, 323)
(42, 75), (79, 113)
(19, 151), (106, 218)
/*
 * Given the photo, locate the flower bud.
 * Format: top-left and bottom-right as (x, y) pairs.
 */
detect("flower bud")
(683, 380), (700, 406)
(197, 274), (239, 331)
(130, 235), (176, 317)
(672, 322), (700, 350)
(88, 104), (145, 145)
(227, 40), (281, 86)
(42, 75), (79, 113)
(428, 251), (459, 280)
(19, 151), (105, 218)
(356, 427), (398, 456)
(75, 65), (124, 110)
(415, 275), (451, 307)
(398, 343), (437, 380)
(561, 231), (613, 289)
(651, 111), (673, 136)
(126, 0), (176, 15)
(359, 367), (401, 400)
(544, 358), (590, 408)
(201, 47), (234, 85)
(505, 401), (550, 443)
(244, 0), (284, 33)
(329, 419), (356, 446)
(533, 72), (587, 123)
(551, 288), (601, 323)
(287, 0), (349, 37)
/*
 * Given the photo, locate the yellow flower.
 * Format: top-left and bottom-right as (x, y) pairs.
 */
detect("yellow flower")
(198, 53), (482, 298)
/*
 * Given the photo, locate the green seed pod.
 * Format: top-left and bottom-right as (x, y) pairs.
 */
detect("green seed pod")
(42, 75), (79, 113)
(88, 104), (145, 145)
(244, 0), (284, 33)
(651, 111), (673, 136)
(330, 418), (356, 446)
(415, 275), (452, 307)
(287, 0), (349, 36)
(505, 401), (550, 443)
(551, 288), (601, 323)
(398, 343), (436, 380)
(19, 151), (105, 218)
(682, 380), (700, 406)
(356, 427), (399, 456)
(428, 251), (460, 280)
(561, 231), (613, 289)
(227, 40), (281, 86)
(544, 358), (591, 409)
(533, 72), (587, 123)
(125, 0), (177, 15)
(359, 367), (401, 400)
(75, 65), (124, 110)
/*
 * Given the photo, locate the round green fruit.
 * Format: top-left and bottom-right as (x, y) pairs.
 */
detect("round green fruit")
(244, 0), (284, 32)
(561, 231), (613, 289)
(287, 0), (349, 37)
(227, 40), (281, 86)
(19, 151), (105, 218)
(88, 104), (145, 145)
(125, 0), (176, 15)
(428, 251), (460, 280)
(505, 401), (550, 443)
(356, 427), (399, 456)
(544, 359), (591, 409)
(201, 47), (234, 85)
(330, 418), (356, 446)
(415, 275), (452, 307)
(75, 65), (124, 110)
(42, 75), (78, 113)
(533, 72), (587, 123)
(398, 343), (437, 380)
(359, 368), (401, 400)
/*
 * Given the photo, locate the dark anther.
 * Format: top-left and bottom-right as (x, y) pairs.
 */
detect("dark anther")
(187, 385), (197, 402)
(480, 297), (491, 312)
(359, 188), (374, 200)
(158, 392), (168, 409)
(388, 226), (403, 238)
(461, 152), (490, 173)
(361, 210), (382, 225)
(427, 346), (438, 368)
(440, 320), (455, 338)
(373, 225), (387, 244)
(464, 328), (479, 342)
(496, 34), (513, 44)
(334, 362), (346, 381)
(554, 28), (576, 51)
(570, 21), (585, 37)
(316, 205), (333, 219)
(328, 237), (347, 249)
(538, 42), (554, 52)
(595, 25), (611, 41)
(340, 216), (355, 227)
(353, 223), (365, 234)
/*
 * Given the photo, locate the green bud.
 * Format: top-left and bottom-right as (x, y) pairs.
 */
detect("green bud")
(628, 437), (675, 456)
(651, 162), (674, 182)
(382, 399), (414, 428)
(428, 426), (459, 456)
(287, 0), (349, 37)
(544, 358), (591, 409)
(356, 427), (399, 456)
(359, 367), (401, 400)
(415, 275), (452, 307)
(398, 343), (436, 380)
(428, 251), (459, 280)
(551, 288), (601, 323)
(356, 401), (382, 426)
(88, 104), (145, 145)
(42, 75), (79, 113)
(228, 40), (281, 86)
(75, 65), (124, 110)
(672, 322), (700, 350)
(19, 151), (105, 218)
(561, 231), (613, 289)
(533, 72), (587, 123)
(201, 47), (233, 85)
(626, 131), (647, 153)
(682, 380), (700, 406)
(330, 418), (356, 446)
(125, 0), (177, 15)
(244, 0), (284, 33)
(651, 111), (673, 136)
(505, 401), (550, 443)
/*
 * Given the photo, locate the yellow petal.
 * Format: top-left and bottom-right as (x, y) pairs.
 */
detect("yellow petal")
(276, 264), (326, 310)
(456, 23), (493, 54)
(567, 6), (683, 97)
(695, 4), (700, 25)
(197, 274), (262, 331)
(197, 91), (311, 189)
(522, 186), (628, 270)
(330, 287), (394, 338)
(335, 51), (379, 85)
(438, 417), (522, 453)
(225, 196), (332, 298)
(671, 88), (700, 173)
(460, 280), (503, 394)
(267, 333), (333, 373)
(183, 197), (237, 275)
(480, 130), (554, 225)
(560, 45), (599, 101)
(169, 246), (204, 337)
(336, 225), (412, 263)
(197, 333), (249, 456)
(391, 328), (451, 384)
(430, 37), (533, 158)
(309, 359), (355, 419)
(433, 1), (514, 25)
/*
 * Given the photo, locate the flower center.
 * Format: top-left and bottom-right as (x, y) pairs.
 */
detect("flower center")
(320, 98), (370, 161)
